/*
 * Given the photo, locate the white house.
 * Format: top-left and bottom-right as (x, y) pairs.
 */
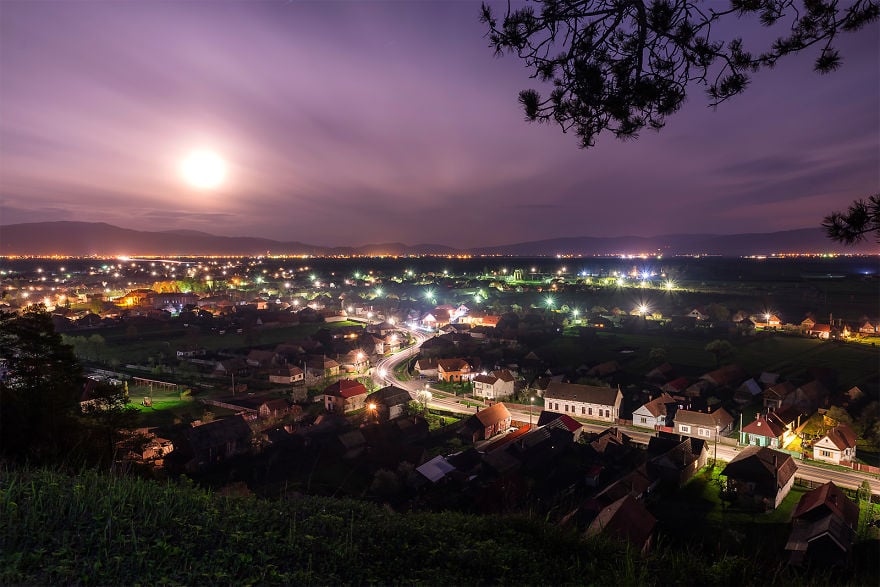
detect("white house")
(673, 408), (734, 440)
(632, 393), (678, 429)
(543, 381), (623, 422)
(472, 370), (515, 400)
(812, 424), (858, 465)
(268, 366), (304, 385)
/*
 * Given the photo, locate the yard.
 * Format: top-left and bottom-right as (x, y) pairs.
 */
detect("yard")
(652, 465), (806, 558)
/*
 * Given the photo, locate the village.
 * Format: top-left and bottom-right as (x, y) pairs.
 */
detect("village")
(2, 255), (879, 571)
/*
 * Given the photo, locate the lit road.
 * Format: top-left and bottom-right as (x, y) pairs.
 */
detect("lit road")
(373, 326), (880, 495)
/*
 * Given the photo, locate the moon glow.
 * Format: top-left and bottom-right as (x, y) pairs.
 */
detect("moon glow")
(180, 150), (227, 189)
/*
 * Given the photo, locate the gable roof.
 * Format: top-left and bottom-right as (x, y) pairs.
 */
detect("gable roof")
(545, 381), (621, 407)
(474, 402), (512, 427)
(437, 358), (471, 372)
(369, 385), (413, 407)
(742, 412), (787, 438)
(792, 482), (860, 529)
(186, 416), (251, 452)
(701, 364), (747, 386)
(324, 379), (368, 398)
(638, 393), (677, 418)
(722, 446), (798, 490)
(586, 494), (656, 550)
(675, 408), (733, 429)
(818, 424), (858, 451)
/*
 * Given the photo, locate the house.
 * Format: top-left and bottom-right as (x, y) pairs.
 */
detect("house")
(472, 369), (515, 400)
(786, 482), (860, 567)
(763, 381), (795, 410)
(741, 410), (794, 449)
(721, 446), (798, 510)
(459, 403), (512, 443)
(686, 308), (709, 321)
(791, 380), (829, 413)
(307, 356), (340, 378)
(536, 411), (584, 441)
(812, 424), (858, 465)
(646, 436), (708, 488)
(258, 398), (292, 420)
(268, 366), (305, 385)
(414, 358), (439, 378)
(246, 349), (277, 368)
(338, 350), (370, 373)
(437, 358), (473, 382)
(632, 393), (679, 429)
(585, 494), (656, 554)
(369, 385), (414, 421)
(645, 362), (674, 382)
(543, 381), (623, 422)
(587, 360), (620, 378)
(673, 408), (733, 440)
(179, 416), (252, 471)
(700, 364), (748, 388)
(661, 376), (689, 395)
(323, 379), (368, 413)
(858, 320), (877, 335)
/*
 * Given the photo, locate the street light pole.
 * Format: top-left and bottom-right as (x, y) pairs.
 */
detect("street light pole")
(529, 396), (534, 427)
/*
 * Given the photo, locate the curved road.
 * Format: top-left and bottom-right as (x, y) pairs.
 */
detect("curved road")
(374, 326), (880, 495)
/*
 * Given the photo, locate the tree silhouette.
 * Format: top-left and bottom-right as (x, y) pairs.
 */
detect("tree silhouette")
(0, 306), (84, 462)
(481, 0), (878, 147)
(823, 193), (880, 244)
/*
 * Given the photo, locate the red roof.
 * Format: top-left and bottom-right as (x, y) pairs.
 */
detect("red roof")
(821, 424), (857, 451)
(792, 482), (860, 528)
(324, 379), (368, 399)
(742, 413), (786, 438)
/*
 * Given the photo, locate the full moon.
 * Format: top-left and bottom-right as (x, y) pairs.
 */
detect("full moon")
(180, 150), (227, 189)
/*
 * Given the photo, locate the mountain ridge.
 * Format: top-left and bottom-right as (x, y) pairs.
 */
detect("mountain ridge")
(0, 221), (875, 256)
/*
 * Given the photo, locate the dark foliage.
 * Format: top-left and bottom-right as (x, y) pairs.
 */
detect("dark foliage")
(823, 193), (880, 244)
(481, 0), (878, 147)
(0, 307), (84, 462)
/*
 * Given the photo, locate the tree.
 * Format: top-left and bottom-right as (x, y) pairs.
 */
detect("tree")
(0, 306), (84, 462)
(704, 338), (734, 365)
(79, 382), (139, 466)
(481, 0), (878, 147)
(823, 193), (880, 244)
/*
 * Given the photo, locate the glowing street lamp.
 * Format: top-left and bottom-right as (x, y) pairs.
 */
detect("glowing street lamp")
(529, 396), (535, 427)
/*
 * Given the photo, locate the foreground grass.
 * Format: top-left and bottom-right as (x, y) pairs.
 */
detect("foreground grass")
(0, 468), (871, 585)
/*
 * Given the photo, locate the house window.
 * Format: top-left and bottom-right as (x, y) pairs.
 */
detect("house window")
(555, 402), (559, 410)
(588, 408), (593, 416)
(698, 428), (711, 438)
(820, 450), (832, 457)
(640, 417), (647, 424)
(605, 410), (610, 418)
(679, 425), (691, 434)
(582, 407), (586, 415)
(564, 405), (569, 412)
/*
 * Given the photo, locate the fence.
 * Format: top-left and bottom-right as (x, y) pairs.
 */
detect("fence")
(845, 461), (880, 475)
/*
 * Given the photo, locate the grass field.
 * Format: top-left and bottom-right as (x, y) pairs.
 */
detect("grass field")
(538, 331), (879, 389)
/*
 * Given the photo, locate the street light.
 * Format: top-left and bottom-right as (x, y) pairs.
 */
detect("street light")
(529, 396), (535, 427)
(715, 425), (720, 467)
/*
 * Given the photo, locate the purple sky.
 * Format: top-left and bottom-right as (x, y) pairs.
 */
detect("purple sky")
(1, 1), (877, 248)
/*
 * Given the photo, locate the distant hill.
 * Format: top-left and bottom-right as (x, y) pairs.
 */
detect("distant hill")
(0, 221), (875, 256)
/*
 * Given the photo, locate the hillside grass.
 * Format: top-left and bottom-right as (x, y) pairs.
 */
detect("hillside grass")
(2, 468), (873, 586)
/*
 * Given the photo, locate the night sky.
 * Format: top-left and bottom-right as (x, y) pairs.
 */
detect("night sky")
(1, 1), (877, 248)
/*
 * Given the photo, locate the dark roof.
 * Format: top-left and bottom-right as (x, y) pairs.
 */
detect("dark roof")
(792, 482), (860, 529)
(185, 416), (251, 452)
(821, 424), (858, 451)
(586, 494), (656, 551)
(544, 381), (621, 406)
(437, 358), (471, 372)
(675, 408), (733, 429)
(638, 393), (677, 418)
(369, 385), (413, 407)
(722, 446), (798, 490)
